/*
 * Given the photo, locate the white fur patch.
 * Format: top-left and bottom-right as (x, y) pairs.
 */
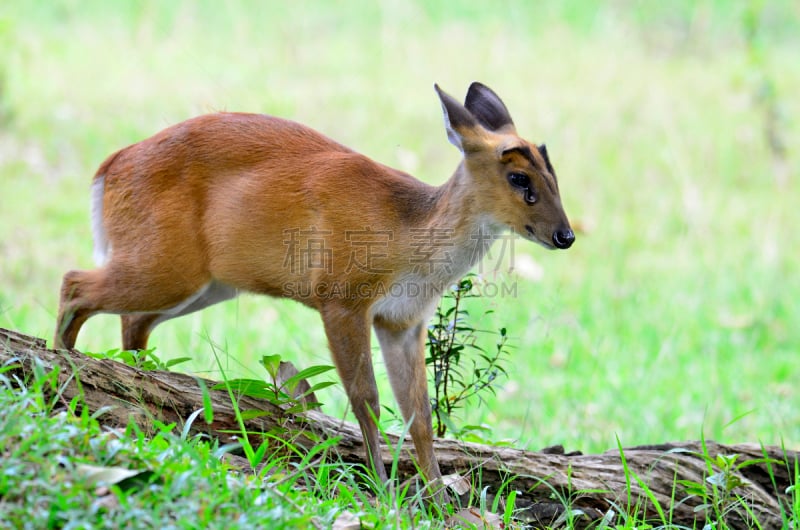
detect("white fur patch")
(155, 281), (238, 323)
(90, 176), (110, 265)
(371, 220), (505, 325)
(371, 274), (442, 325)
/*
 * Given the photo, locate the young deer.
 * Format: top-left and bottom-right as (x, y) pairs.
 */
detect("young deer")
(55, 82), (574, 494)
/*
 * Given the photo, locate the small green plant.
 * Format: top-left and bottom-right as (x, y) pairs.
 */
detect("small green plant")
(210, 352), (336, 469)
(86, 347), (192, 371)
(426, 274), (511, 438)
(676, 435), (779, 528)
(213, 354), (335, 414)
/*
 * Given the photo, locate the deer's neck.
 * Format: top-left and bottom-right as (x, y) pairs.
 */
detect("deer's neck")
(411, 164), (506, 277)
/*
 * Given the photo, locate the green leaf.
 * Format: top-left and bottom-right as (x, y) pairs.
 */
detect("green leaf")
(459, 424), (491, 434)
(285, 402), (322, 414)
(437, 410), (459, 436)
(676, 478), (703, 490)
(304, 380), (336, 394)
(239, 409), (273, 421)
(734, 456), (781, 471)
(285, 364), (335, 386)
(212, 378), (274, 399)
(714, 453), (740, 469)
(195, 378), (214, 424)
(706, 472), (729, 488)
(251, 440), (270, 466)
(181, 408), (204, 440)
(260, 354), (283, 378)
(166, 356), (192, 369)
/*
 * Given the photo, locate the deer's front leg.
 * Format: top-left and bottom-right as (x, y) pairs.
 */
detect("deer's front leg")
(321, 305), (387, 484)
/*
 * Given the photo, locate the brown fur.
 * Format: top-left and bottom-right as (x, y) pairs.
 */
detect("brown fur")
(54, 83), (574, 496)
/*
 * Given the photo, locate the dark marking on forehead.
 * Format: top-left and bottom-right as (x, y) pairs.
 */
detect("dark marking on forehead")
(502, 144), (557, 194)
(502, 145), (536, 168)
(537, 144), (557, 180)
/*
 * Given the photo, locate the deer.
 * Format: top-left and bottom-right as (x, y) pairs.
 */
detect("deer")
(54, 82), (574, 499)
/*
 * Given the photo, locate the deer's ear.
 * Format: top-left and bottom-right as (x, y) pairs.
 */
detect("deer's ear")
(435, 84), (479, 152)
(464, 82), (515, 133)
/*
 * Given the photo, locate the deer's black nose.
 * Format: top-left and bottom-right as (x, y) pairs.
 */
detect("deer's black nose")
(552, 228), (575, 249)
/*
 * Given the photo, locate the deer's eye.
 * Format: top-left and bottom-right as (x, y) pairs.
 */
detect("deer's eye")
(508, 172), (530, 188)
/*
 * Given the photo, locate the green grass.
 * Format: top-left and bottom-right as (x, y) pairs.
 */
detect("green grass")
(1, 1), (799, 525)
(0, 362), (450, 529)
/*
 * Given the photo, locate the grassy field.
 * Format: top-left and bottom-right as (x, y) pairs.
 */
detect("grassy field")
(1, 0), (798, 468)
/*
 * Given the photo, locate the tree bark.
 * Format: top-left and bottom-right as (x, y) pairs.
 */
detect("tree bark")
(1, 328), (796, 529)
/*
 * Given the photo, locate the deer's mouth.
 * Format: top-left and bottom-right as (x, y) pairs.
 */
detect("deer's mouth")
(525, 224), (556, 249)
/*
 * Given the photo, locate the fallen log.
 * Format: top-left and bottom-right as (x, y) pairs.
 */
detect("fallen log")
(1, 327), (796, 528)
